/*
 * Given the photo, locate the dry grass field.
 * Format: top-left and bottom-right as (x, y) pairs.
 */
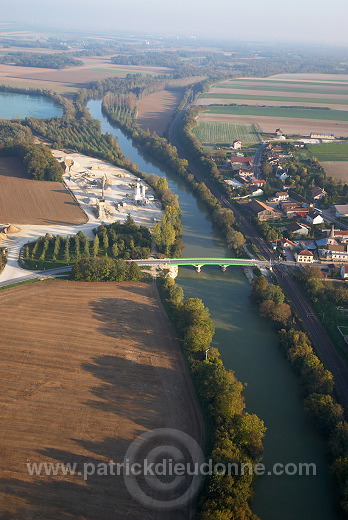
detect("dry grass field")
(136, 89), (183, 136)
(320, 161), (348, 182)
(199, 112), (348, 137)
(0, 57), (172, 93)
(0, 280), (203, 520)
(0, 157), (87, 225)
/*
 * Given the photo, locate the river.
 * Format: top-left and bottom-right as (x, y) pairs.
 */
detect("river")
(86, 98), (339, 520)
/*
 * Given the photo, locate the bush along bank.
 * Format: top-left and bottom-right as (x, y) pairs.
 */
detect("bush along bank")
(101, 95), (246, 256)
(251, 274), (348, 516)
(159, 275), (266, 520)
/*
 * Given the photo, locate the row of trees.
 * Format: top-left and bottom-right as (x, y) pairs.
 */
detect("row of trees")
(72, 257), (142, 282)
(252, 272), (348, 515)
(160, 276), (265, 520)
(24, 218), (153, 269)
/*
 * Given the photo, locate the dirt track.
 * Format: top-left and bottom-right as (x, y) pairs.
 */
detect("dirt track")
(0, 157), (87, 225)
(0, 280), (203, 520)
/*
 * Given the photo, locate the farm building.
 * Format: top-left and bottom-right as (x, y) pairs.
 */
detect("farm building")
(310, 133), (335, 140)
(334, 205), (348, 218)
(285, 222), (309, 236)
(246, 200), (279, 221)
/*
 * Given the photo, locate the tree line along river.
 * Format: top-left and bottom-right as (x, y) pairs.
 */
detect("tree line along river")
(0, 90), (338, 520)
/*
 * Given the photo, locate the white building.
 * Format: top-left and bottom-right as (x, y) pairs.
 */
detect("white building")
(295, 250), (314, 263)
(306, 211), (324, 225)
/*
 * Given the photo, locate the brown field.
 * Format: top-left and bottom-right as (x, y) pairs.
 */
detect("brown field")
(0, 157), (87, 225)
(220, 80), (348, 91)
(197, 97), (348, 111)
(136, 89), (183, 136)
(320, 161), (348, 182)
(0, 280), (203, 520)
(199, 112), (348, 137)
(0, 57), (172, 93)
(209, 87), (348, 100)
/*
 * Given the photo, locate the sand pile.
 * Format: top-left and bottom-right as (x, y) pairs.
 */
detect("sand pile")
(0, 233), (7, 241)
(4, 225), (21, 234)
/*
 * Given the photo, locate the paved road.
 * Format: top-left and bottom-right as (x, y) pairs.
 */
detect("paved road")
(0, 266), (72, 288)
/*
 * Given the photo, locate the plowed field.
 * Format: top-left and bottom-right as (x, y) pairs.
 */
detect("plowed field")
(0, 157), (87, 225)
(0, 280), (203, 520)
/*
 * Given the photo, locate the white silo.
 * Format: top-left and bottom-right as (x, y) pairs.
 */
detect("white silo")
(141, 184), (146, 199)
(134, 181), (141, 201)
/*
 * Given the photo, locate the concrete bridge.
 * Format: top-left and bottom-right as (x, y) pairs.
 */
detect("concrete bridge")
(135, 257), (276, 272)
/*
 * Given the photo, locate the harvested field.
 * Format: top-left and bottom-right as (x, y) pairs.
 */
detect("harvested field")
(320, 161), (348, 182)
(0, 157), (87, 225)
(197, 97), (348, 111)
(0, 280), (203, 520)
(136, 89), (183, 136)
(199, 112), (348, 137)
(0, 57), (171, 93)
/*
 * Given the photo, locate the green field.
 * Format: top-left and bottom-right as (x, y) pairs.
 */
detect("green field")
(201, 92), (348, 105)
(212, 83), (348, 96)
(206, 105), (348, 121)
(308, 143), (348, 161)
(192, 121), (261, 147)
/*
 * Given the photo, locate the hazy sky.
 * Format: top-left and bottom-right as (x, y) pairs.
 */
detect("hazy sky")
(2, 0), (348, 46)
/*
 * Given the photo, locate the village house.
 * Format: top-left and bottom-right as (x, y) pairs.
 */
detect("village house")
(276, 169), (289, 181)
(248, 185), (264, 197)
(295, 250), (314, 263)
(281, 238), (297, 250)
(310, 186), (327, 200)
(246, 200), (279, 221)
(306, 210), (324, 225)
(275, 128), (284, 136)
(232, 139), (242, 150)
(270, 191), (289, 203)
